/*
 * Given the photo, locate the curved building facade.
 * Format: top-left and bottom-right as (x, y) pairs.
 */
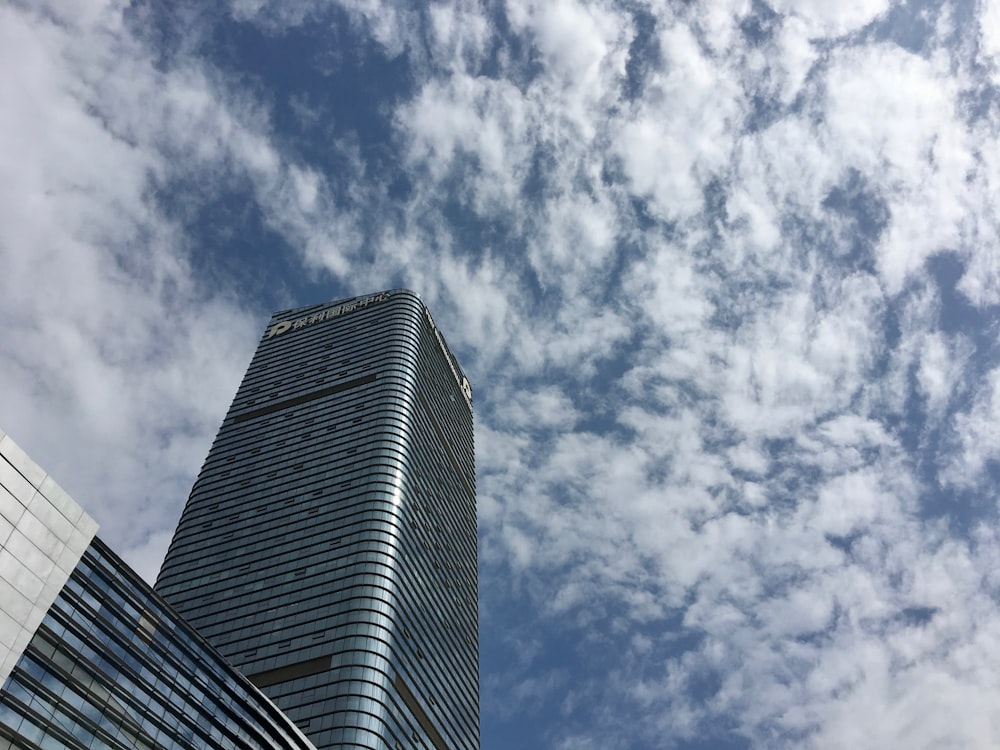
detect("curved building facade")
(155, 290), (478, 750)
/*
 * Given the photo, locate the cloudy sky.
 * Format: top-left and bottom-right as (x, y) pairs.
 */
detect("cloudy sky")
(4, 0), (1000, 747)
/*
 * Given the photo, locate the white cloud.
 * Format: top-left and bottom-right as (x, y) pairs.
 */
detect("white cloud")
(941, 367), (1000, 489)
(917, 331), (971, 416)
(979, 0), (1000, 66)
(507, 0), (621, 89)
(500, 386), (580, 430)
(616, 22), (744, 221)
(691, 0), (751, 57)
(506, 0), (630, 136)
(719, 276), (884, 439)
(228, 0), (418, 58)
(756, 585), (834, 638)
(956, 118), (1000, 306)
(428, 0), (494, 72)
(399, 73), (533, 214)
(526, 191), (621, 289)
(817, 415), (892, 448)
(806, 469), (900, 538)
(769, 0), (891, 37)
(773, 16), (819, 104)
(624, 238), (715, 342)
(822, 45), (973, 294)
(727, 443), (769, 475)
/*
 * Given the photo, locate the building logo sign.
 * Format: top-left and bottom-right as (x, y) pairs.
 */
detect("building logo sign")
(265, 290), (472, 410)
(266, 292), (391, 338)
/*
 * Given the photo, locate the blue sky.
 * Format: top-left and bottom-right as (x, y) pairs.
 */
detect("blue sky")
(3, 0), (1000, 747)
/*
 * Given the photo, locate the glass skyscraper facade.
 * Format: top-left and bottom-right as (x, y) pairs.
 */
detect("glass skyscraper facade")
(155, 290), (478, 750)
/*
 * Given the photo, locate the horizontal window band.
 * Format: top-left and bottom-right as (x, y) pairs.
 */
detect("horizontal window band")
(233, 374), (377, 423)
(246, 655), (332, 688)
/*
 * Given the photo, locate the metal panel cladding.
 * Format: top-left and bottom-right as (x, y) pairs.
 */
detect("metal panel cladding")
(155, 290), (478, 750)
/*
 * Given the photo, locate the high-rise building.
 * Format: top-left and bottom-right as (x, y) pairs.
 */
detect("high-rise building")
(0, 430), (316, 750)
(155, 289), (478, 750)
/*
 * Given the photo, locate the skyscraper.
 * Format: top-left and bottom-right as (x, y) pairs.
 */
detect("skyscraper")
(155, 290), (478, 750)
